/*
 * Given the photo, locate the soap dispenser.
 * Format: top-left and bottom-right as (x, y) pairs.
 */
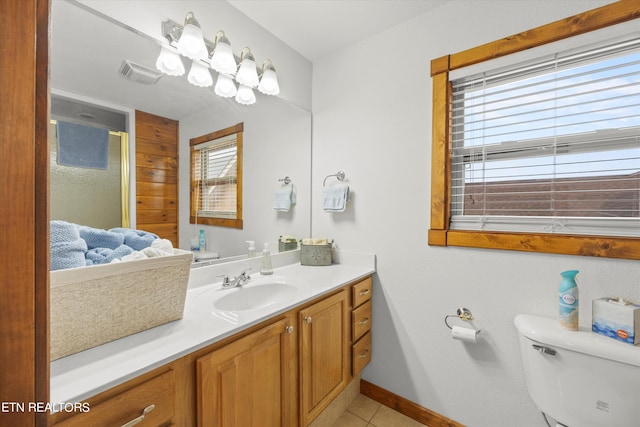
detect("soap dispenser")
(260, 243), (273, 275)
(246, 241), (256, 258)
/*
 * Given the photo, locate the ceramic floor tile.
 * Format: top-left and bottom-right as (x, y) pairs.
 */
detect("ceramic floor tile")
(332, 411), (369, 427)
(369, 405), (427, 427)
(346, 395), (380, 422)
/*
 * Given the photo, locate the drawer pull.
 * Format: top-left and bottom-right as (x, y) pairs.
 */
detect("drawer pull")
(121, 404), (155, 427)
(358, 349), (370, 359)
(358, 317), (369, 326)
(305, 316), (312, 324)
(359, 289), (370, 296)
(285, 325), (294, 334)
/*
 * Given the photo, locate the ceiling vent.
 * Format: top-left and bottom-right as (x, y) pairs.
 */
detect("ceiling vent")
(118, 60), (163, 85)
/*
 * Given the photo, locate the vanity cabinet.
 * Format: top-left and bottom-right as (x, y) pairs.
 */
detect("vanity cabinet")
(51, 369), (176, 427)
(351, 277), (372, 376)
(299, 290), (349, 426)
(50, 274), (373, 427)
(196, 316), (297, 427)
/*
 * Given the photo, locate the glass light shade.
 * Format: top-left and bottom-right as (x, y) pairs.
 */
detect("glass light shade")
(177, 23), (208, 60)
(235, 84), (256, 105)
(214, 74), (237, 98)
(210, 40), (237, 75)
(155, 47), (185, 76)
(235, 58), (259, 87)
(258, 68), (280, 95)
(187, 61), (213, 87)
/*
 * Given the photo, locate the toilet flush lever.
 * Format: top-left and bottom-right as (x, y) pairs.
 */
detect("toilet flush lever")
(532, 344), (556, 356)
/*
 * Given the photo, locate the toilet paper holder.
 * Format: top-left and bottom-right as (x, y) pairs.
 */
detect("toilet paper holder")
(444, 307), (477, 330)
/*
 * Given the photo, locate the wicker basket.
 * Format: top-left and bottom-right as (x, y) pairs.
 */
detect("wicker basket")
(50, 250), (193, 360)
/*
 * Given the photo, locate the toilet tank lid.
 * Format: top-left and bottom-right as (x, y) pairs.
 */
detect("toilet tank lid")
(514, 314), (640, 368)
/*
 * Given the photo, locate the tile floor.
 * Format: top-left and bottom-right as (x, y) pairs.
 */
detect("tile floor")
(332, 394), (427, 427)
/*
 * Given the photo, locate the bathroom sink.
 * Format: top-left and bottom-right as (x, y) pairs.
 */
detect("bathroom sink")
(213, 277), (306, 311)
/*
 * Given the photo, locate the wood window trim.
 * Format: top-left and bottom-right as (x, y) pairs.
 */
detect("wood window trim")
(428, 0), (640, 260)
(190, 122), (243, 229)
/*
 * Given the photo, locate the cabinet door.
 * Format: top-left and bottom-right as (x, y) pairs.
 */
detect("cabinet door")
(299, 290), (348, 425)
(197, 317), (296, 427)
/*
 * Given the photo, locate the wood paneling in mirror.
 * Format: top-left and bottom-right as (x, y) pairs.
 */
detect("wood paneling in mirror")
(135, 111), (179, 246)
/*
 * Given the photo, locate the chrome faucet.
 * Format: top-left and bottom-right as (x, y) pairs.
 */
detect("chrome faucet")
(221, 268), (252, 288)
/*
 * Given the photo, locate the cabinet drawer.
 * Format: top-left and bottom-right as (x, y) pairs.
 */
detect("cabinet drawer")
(352, 277), (372, 308)
(352, 331), (372, 376)
(53, 370), (175, 427)
(352, 299), (372, 342)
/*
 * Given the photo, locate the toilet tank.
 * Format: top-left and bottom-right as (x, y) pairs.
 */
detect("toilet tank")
(514, 314), (640, 427)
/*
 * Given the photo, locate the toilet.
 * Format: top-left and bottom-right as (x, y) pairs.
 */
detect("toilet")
(514, 314), (640, 427)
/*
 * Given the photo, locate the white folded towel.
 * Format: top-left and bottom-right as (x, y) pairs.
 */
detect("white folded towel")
(273, 185), (296, 211)
(323, 183), (349, 212)
(301, 238), (328, 245)
(114, 238), (175, 263)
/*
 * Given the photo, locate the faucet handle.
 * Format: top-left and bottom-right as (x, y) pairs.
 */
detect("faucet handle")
(239, 268), (252, 278)
(218, 274), (231, 287)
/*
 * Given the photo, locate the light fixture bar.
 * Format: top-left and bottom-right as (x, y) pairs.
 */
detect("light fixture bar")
(158, 13), (279, 104)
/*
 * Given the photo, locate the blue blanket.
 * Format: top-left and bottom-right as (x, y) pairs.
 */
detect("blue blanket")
(110, 228), (159, 251)
(79, 226), (125, 250)
(50, 220), (80, 244)
(50, 221), (87, 271)
(50, 240), (88, 271)
(85, 245), (134, 265)
(50, 222), (160, 270)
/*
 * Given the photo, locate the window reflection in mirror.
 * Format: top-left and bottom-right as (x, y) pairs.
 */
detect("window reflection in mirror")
(190, 122), (243, 229)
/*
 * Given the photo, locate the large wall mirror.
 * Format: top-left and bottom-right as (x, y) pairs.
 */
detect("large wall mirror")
(50, 0), (312, 261)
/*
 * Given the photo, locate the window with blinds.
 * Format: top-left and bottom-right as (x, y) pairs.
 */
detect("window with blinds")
(193, 135), (238, 218)
(190, 123), (243, 229)
(449, 35), (640, 237)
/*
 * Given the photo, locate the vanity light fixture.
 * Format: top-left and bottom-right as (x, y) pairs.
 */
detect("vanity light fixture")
(235, 84), (256, 105)
(258, 59), (280, 96)
(155, 47), (185, 76)
(156, 11), (280, 104)
(209, 31), (237, 75)
(187, 60), (213, 87)
(214, 73), (237, 98)
(235, 47), (259, 87)
(176, 12), (208, 61)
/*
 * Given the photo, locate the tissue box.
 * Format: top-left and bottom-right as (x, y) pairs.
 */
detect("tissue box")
(592, 298), (640, 345)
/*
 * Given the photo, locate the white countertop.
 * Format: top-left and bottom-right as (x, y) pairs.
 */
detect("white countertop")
(50, 250), (376, 404)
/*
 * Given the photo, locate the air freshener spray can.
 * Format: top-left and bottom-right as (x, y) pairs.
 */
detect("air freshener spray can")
(559, 270), (579, 331)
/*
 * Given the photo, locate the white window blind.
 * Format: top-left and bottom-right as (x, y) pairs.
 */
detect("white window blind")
(449, 34), (640, 237)
(193, 134), (238, 219)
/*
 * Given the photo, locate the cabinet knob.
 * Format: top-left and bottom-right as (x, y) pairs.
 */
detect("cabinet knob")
(120, 404), (155, 427)
(304, 316), (312, 324)
(285, 325), (294, 334)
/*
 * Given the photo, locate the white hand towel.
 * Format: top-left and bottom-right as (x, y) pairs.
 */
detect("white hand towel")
(323, 183), (349, 212)
(273, 185), (296, 211)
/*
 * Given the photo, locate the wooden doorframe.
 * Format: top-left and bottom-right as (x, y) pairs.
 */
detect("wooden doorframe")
(0, 0), (50, 425)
